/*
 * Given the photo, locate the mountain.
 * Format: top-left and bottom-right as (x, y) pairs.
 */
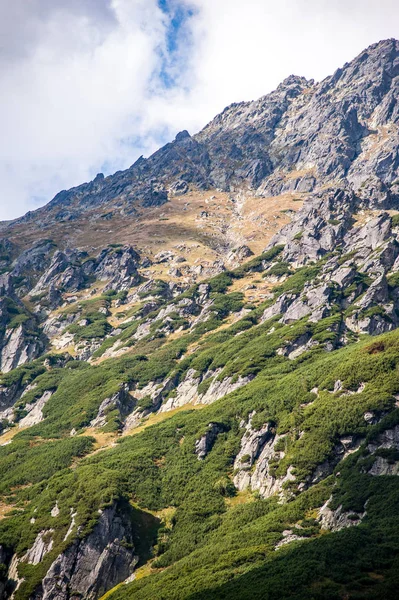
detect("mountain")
(1, 38), (399, 600)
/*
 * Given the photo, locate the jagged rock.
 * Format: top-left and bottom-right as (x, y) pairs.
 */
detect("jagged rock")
(233, 414), (295, 500)
(159, 369), (253, 413)
(195, 423), (225, 460)
(52, 332), (75, 350)
(277, 333), (319, 360)
(31, 250), (86, 296)
(346, 213), (392, 253)
(261, 294), (295, 323)
(282, 284), (332, 324)
(233, 416), (274, 491)
(154, 250), (176, 264)
(94, 246), (140, 291)
(28, 245), (140, 300)
(157, 299), (199, 323)
(168, 267), (182, 277)
(169, 180), (189, 195)
(309, 436), (362, 486)
(42, 313), (76, 338)
(0, 380), (25, 415)
(23, 530), (54, 565)
(200, 373), (253, 405)
(318, 498), (366, 531)
(331, 266), (357, 287)
(275, 532), (307, 550)
(28, 504), (138, 600)
(18, 391), (53, 428)
(368, 424), (399, 452)
(345, 311), (394, 335)
(197, 283), (210, 304)
(133, 322), (152, 341)
(234, 415), (295, 498)
(75, 341), (102, 362)
(270, 189), (357, 265)
(90, 386), (135, 428)
(159, 369), (200, 412)
(357, 274), (389, 308)
(369, 456), (399, 476)
(0, 324), (44, 373)
(251, 443), (295, 500)
(226, 246), (254, 268)
(124, 378), (176, 431)
(11, 240), (56, 291)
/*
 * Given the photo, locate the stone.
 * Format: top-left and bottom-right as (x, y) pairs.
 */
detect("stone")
(18, 391), (53, 428)
(90, 386), (134, 429)
(195, 423), (225, 460)
(318, 498), (366, 531)
(30, 504), (138, 600)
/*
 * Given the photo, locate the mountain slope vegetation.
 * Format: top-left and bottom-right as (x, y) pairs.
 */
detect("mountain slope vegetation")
(1, 39), (399, 600)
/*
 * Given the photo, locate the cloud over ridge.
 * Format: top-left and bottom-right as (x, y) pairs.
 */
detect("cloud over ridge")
(1, 0), (399, 219)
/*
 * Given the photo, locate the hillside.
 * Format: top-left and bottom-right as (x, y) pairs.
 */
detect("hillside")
(0, 38), (399, 600)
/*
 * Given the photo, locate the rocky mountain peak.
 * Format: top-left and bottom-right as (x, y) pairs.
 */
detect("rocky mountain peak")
(2, 39), (399, 600)
(3, 37), (399, 244)
(174, 130), (191, 142)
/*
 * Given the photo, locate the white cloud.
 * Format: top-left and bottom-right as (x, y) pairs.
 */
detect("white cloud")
(183, 0), (399, 124)
(0, 0), (169, 219)
(1, 0), (399, 220)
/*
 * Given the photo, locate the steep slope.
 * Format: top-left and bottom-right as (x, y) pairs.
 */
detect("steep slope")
(1, 39), (399, 600)
(2, 39), (399, 250)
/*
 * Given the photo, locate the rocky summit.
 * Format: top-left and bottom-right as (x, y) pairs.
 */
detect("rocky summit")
(1, 39), (399, 600)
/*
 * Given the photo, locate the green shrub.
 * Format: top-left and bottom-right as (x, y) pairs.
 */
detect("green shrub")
(391, 214), (399, 227)
(263, 262), (291, 278)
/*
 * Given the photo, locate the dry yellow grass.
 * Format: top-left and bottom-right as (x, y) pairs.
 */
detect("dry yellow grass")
(225, 489), (255, 509)
(123, 402), (205, 438)
(0, 501), (17, 520)
(3, 188), (302, 263)
(82, 428), (118, 451)
(0, 425), (29, 445)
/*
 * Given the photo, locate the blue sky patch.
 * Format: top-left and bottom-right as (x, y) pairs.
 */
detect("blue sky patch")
(156, 0), (197, 89)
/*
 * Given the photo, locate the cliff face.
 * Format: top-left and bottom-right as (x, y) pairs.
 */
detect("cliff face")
(2, 39), (399, 600)
(29, 504), (138, 600)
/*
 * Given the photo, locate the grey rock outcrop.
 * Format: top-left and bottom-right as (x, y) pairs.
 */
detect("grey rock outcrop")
(369, 455), (399, 476)
(29, 504), (138, 600)
(18, 391), (53, 428)
(31, 250), (86, 296)
(195, 423), (225, 460)
(233, 415), (294, 499)
(318, 498), (366, 531)
(0, 324), (44, 374)
(93, 246), (140, 291)
(30, 246), (140, 298)
(233, 417), (274, 491)
(365, 424), (399, 475)
(23, 531), (54, 566)
(368, 424), (399, 452)
(159, 369), (253, 413)
(90, 385), (135, 428)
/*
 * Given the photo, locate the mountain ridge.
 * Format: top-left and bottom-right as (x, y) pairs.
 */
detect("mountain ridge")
(3, 38), (399, 232)
(1, 38), (399, 600)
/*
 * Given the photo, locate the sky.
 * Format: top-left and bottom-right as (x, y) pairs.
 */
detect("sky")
(1, 0), (399, 220)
